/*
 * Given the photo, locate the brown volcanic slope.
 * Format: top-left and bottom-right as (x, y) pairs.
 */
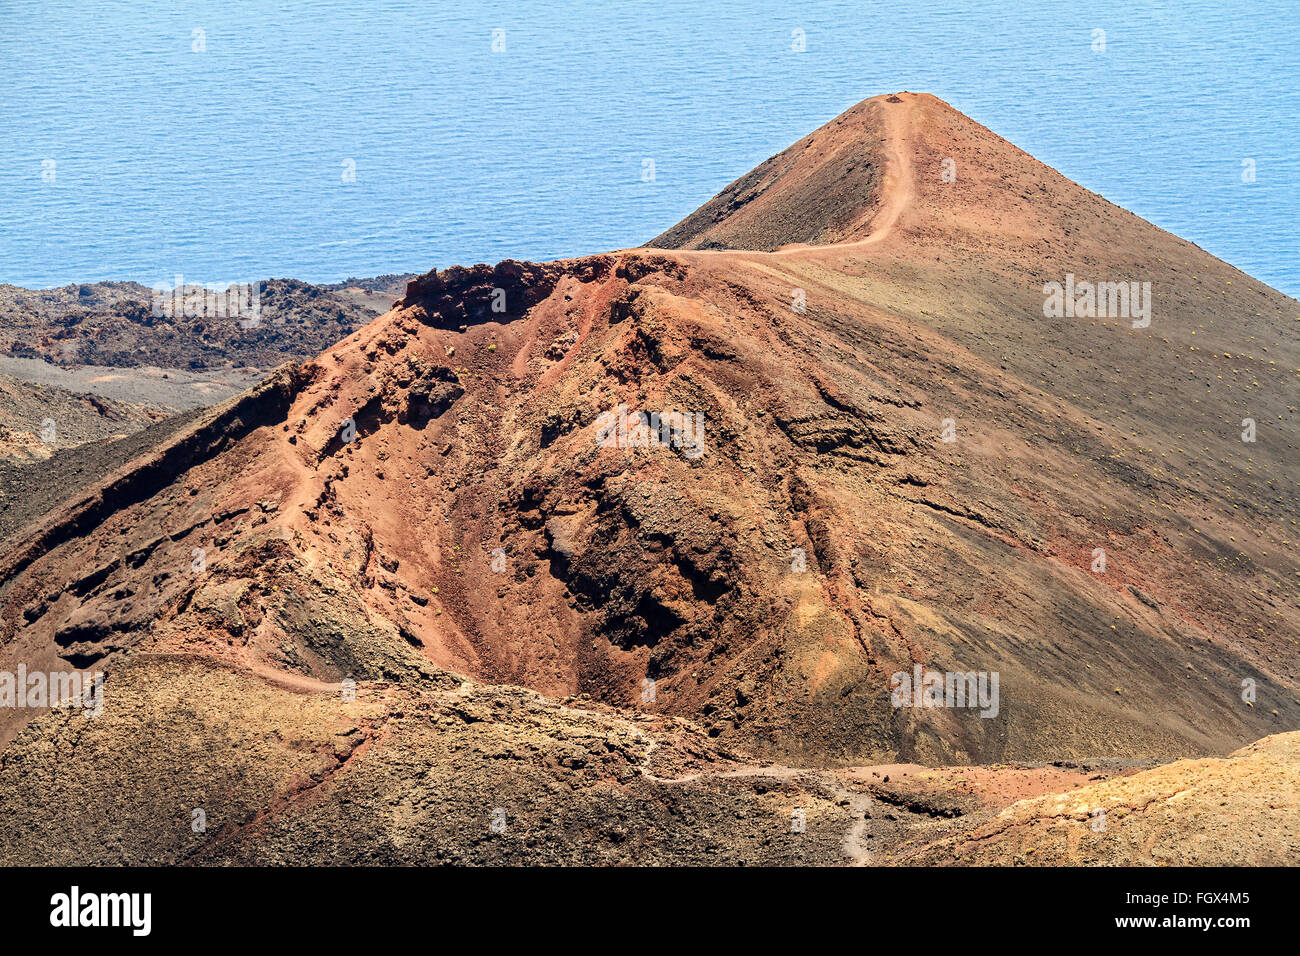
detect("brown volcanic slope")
(0, 92), (1296, 864)
(647, 94), (891, 251)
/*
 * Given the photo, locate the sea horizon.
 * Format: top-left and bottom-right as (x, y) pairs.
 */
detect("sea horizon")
(2, 0), (1297, 297)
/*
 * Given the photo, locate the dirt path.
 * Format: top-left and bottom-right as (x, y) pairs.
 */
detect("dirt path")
(636, 738), (885, 864)
(774, 96), (915, 256)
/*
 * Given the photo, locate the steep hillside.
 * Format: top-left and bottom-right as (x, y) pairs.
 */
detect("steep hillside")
(647, 94), (894, 251)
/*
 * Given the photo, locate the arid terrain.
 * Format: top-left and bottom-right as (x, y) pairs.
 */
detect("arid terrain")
(0, 275), (410, 463)
(0, 275), (408, 372)
(0, 92), (1294, 865)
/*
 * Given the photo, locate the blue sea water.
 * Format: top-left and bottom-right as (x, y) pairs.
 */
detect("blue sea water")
(1, 0), (1297, 296)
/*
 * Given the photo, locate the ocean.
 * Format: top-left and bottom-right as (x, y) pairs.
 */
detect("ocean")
(1, 0), (1296, 296)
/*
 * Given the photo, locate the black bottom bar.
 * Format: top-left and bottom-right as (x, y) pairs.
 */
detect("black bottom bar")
(0, 865), (1279, 941)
